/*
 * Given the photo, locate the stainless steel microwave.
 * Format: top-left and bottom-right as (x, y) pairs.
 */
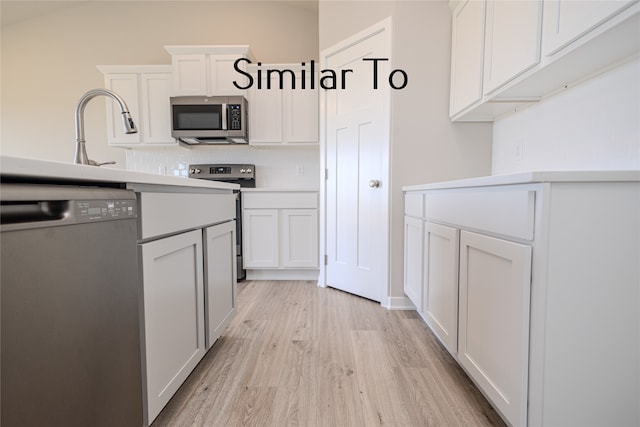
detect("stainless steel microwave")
(170, 96), (248, 144)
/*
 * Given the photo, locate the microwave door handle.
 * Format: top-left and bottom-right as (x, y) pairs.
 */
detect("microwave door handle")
(221, 103), (228, 130)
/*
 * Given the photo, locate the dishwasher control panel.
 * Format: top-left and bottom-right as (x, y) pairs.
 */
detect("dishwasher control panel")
(75, 199), (137, 223)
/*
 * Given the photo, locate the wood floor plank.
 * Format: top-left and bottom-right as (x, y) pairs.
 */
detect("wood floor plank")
(351, 329), (413, 426)
(151, 280), (505, 427)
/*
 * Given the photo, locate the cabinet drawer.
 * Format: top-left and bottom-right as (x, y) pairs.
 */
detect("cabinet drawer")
(138, 192), (235, 240)
(242, 192), (318, 209)
(425, 188), (535, 240)
(404, 192), (424, 218)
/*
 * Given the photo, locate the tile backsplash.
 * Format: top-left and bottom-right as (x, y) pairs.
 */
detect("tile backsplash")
(125, 145), (320, 188)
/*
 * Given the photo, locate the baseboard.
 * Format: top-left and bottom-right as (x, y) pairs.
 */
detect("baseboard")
(382, 295), (417, 311)
(245, 269), (320, 281)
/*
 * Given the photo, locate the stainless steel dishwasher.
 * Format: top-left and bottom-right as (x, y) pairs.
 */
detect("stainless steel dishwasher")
(1, 183), (143, 427)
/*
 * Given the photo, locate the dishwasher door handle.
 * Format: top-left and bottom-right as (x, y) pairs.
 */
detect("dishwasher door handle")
(1, 200), (70, 225)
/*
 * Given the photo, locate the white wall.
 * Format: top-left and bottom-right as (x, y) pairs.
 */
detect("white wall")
(319, 0), (493, 302)
(1, 1), (318, 173)
(492, 57), (640, 174)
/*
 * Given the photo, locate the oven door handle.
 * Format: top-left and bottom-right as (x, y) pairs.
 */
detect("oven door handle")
(221, 104), (228, 130)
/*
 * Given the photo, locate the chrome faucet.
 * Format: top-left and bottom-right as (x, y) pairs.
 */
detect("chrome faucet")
(74, 88), (137, 166)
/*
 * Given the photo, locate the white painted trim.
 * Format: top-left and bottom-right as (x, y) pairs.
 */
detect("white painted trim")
(383, 296), (416, 311)
(319, 16), (393, 306)
(245, 269), (320, 281)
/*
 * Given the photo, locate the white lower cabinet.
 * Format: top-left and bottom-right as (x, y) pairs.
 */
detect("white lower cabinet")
(281, 209), (318, 268)
(243, 208), (318, 269)
(132, 189), (237, 425)
(204, 221), (237, 348)
(242, 191), (319, 279)
(458, 230), (531, 427)
(403, 216), (423, 311)
(404, 187), (532, 426)
(140, 230), (206, 424)
(404, 177), (640, 426)
(422, 222), (459, 356)
(243, 208), (279, 268)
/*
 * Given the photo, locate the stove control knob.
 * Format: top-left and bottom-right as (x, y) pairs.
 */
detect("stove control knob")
(246, 168), (252, 174)
(190, 168), (201, 174)
(240, 168), (246, 173)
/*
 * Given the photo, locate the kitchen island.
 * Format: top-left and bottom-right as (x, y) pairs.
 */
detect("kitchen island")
(1, 155), (238, 191)
(1, 155), (239, 426)
(403, 170), (640, 427)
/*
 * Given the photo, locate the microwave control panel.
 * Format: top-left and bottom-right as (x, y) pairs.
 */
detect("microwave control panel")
(229, 105), (242, 130)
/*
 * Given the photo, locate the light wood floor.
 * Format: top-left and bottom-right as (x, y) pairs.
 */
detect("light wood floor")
(152, 280), (506, 427)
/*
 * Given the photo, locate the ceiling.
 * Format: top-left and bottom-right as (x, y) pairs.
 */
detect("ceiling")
(0, 0), (319, 28)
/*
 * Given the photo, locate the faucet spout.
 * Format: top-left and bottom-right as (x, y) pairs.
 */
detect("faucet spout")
(74, 88), (138, 165)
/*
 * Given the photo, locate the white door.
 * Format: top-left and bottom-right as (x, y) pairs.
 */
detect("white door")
(321, 19), (391, 302)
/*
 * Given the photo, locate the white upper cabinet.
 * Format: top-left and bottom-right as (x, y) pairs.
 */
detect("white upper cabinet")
(450, 0), (486, 117)
(283, 70), (319, 144)
(248, 71), (284, 144)
(449, 0), (542, 120)
(98, 65), (175, 147)
(165, 45), (253, 96)
(482, 0), (542, 96)
(542, 0), (637, 56)
(248, 64), (318, 146)
(449, 0), (640, 121)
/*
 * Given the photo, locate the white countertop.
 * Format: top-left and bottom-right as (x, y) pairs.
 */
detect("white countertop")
(403, 170), (640, 191)
(241, 187), (319, 192)
(0, 155), (239, 191)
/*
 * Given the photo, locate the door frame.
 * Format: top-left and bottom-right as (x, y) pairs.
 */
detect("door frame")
(318, 16), (393, 306)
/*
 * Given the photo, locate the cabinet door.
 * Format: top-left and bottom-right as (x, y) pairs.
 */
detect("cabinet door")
(172, 54), (207, 95)
(281, 209), (318, 268)
(208, 53), (246, 96)
(140, 230), (206, 424)
(449, 0), (486, 117)
(248, 72), (284, 144)
(423, 222), (459, 355)
(458, 230), (531, 427)
(542, 0), (636, 56)
(204, 221), (237, 348)
(104, 73), (141, 145)
(403, 216), (423, 311)
(243, 209), (279, 268)
(283, 72), (318, 144)
(483, 0), (542, 95)
(140, 73), (174, 145)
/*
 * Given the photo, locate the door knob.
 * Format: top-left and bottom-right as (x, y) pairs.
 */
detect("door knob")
(369, 180), (381, 188)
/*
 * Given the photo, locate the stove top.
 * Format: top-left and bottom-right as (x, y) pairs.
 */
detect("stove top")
(188, 164), (256, 187)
